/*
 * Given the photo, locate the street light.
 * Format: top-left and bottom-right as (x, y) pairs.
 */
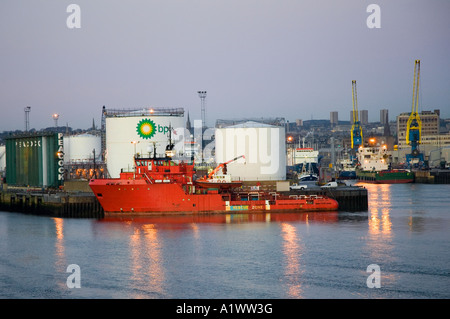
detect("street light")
(52, 113), (59, 127)
(198, 91), (207, 129)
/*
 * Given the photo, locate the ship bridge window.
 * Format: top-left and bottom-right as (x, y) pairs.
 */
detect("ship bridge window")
(137, 160), (148, 166)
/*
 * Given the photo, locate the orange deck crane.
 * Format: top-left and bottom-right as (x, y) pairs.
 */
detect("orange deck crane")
(205, 155), (246, 180)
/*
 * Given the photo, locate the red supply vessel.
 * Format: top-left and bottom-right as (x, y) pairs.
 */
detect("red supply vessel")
(89, 148), (338, 214)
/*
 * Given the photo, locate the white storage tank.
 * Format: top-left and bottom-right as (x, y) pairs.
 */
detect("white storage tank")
(104, 108), (185, 178)
(0, 145), (5, 173)
(64, 133), (101, 163)
(215, 121), (286, 181)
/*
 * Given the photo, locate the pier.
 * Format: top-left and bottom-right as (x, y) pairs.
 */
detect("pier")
(414, 169), (450, 184)
(0, 181), (104, 218)
(0, 190), (104, 218)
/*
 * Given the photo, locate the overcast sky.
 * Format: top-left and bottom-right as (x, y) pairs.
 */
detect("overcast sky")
(1, 0), (449, 131)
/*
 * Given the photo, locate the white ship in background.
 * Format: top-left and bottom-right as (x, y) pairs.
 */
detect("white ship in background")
(287, 131), (319, 182)
(291, 147), (319, 182)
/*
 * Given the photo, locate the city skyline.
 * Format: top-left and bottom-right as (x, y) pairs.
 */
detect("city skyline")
(1, 1), (449, 131)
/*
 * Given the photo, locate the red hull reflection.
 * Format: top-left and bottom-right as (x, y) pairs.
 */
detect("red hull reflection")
(97, 211), (339, 226)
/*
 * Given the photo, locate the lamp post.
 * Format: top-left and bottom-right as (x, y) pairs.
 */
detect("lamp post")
(53, 113), (59, 128)
(24, 106), (31, 132)
(197, 91), (207, 163)
(197, 91), (207, 130)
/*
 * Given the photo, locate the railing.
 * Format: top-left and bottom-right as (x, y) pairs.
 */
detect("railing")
(143, 173), (154, 184)
(104, 107), (184, 117)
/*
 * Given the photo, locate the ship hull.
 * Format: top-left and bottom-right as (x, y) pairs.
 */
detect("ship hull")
(356, 169), (414, 184)
(89, 179), (338, 213)
(338, 170), (356, 180)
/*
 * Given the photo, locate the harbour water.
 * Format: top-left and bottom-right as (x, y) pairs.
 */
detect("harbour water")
(0, 183), (449, 299)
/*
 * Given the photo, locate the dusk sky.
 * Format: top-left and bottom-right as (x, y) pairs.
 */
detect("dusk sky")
(1, 0), (449, 132)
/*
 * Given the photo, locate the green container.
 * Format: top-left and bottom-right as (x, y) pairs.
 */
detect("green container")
(5, 132), (64, 188)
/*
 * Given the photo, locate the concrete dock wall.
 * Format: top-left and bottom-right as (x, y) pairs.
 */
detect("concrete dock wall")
(414, 170), (450, 184)
(0, 190), (104, 218)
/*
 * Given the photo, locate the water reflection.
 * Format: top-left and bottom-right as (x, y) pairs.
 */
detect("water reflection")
(52, 218), (66, 267)
(280, 223), (303, 298)
(97, 212), (337, 298)
(52, 217), (67, 290)
(129, 224), (165, 298)
(99, 211), (339, 226)
(95, 212), (340, 298)
(360, 183), (397, 287)
(362, 183), (393, 237)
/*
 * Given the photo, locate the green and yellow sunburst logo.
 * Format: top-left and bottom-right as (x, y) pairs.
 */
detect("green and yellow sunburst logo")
(136, 118), (156, 139)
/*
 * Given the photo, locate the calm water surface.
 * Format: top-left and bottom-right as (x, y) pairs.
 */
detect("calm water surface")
(1, 183), (449, 299)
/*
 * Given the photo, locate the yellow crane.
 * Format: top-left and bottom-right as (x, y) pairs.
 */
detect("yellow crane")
(351, 80), (363, 149)
(406, 59), (424, 163)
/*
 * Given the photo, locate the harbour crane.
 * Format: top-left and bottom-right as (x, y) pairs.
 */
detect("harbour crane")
(351, 80), (363, 150)
(405, 59), (424, 165)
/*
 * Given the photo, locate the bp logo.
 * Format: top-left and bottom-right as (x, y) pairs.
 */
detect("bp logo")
(136, 118), (156, 139)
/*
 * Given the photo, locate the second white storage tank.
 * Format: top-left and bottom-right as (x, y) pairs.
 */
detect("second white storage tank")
(215, 121), (286, 181)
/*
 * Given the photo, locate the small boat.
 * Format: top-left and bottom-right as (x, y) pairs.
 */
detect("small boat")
(298, 173), (318, 182)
